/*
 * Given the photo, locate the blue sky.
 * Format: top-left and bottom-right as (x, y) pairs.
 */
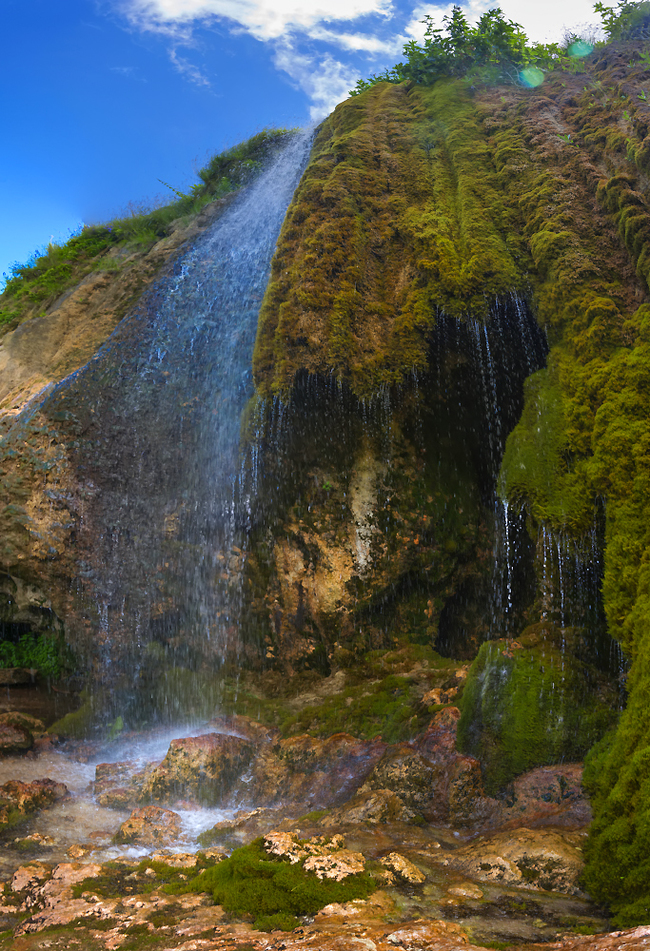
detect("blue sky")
(1, 0), (600, 283)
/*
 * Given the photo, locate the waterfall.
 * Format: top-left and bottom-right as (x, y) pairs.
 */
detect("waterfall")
(43, 129), (313, 720)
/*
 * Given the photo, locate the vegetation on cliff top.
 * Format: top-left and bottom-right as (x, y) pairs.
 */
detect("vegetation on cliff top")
(0, 128), (294, 335)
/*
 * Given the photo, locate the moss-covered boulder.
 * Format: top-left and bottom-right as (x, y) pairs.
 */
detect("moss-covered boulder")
(457, 631), (617, 794)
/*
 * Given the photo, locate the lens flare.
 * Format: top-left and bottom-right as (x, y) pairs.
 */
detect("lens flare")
(519, 67), (545, 88)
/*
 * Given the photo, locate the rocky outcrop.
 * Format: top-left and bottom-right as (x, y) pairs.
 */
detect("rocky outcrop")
(445, 828), (586, 896)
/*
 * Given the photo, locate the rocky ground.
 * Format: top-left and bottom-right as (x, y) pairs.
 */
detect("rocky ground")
(1, 703), (648, 950)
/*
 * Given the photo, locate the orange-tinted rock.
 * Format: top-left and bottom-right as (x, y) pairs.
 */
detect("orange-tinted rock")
(0, 778), (68, 832)
(140, 733), (254, 805)
(113, 805), (182, 846)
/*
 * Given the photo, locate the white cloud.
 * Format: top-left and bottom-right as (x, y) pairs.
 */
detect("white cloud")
(307, 25), (403, 55)
(169, 47), (211, 85)
(274, 40), (361, 119)
(119, 0), (393, 41)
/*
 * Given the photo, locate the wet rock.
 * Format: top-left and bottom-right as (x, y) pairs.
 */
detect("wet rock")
(319, 788), (417, 826)
(0, 712), (45, 732)
(416, 706), (462, 759)
(447, 755), (494, 827)
(199, 806), (292, 847)
(94, 759), (155, 809)
(236, 732), (387, 809)
(492, 764), (591, 830)
(12, 832), (55, 852)
(113, 805), (183, 846)
(206, 714), (281, 746)
(447, 882), (484, 899)
(445, 828), (585, 895)
(0, 778), (68, 832)
(356, 708), (492, 825)
(0, 722), (33, 754)
(379, 852), (426, 884)
(140, 733), (254, 805)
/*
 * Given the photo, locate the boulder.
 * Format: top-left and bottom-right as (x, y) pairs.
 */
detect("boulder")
(113, 805), (183, 846)
(0, 722), (33, 754)
(444, 828), (586, 895)
(234, 732), (387, 809)
(379, 852), (426, 884)
(319, 788), (417, 826)
(94, 759), (153, 810)
(139, 732), (254, 805)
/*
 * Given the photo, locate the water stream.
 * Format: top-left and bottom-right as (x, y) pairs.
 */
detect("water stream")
(41, 129), (314, 721)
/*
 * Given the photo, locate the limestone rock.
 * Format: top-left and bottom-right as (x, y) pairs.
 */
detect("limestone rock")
(139, 733), (254, 805)
(113, 805), (183, 846)
(264, 830), (343, 863)
(319, 788), (417, 826)
(379, 852), (426, 884)
(0, 711), (45, 733)
(0, 722), (33, 754)
(446, 828), (586, 895)
(94, 759), (153, 810)
(303, 849), (365, 880)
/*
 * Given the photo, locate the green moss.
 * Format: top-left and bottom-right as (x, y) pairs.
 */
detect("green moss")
(48, 696), (95, 739)
(254, 81), (525, 399)
(182, 837), (376, 931)
(457, 635), (616, 793)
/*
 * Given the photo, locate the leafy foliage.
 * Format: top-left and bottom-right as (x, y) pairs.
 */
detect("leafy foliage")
(595, 0), (650, 38)
(0, 631), (70, 679)
(351, 5), (569, 95)
(181, 838), (376, 931)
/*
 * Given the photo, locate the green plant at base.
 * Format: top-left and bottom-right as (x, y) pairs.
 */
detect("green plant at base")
(180, 838), (376, 931)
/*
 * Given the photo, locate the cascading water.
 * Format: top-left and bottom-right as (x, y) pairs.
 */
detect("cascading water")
(41, 129), (314, 722)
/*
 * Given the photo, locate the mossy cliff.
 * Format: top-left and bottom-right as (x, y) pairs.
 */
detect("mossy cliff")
(250, 43), (650, 924)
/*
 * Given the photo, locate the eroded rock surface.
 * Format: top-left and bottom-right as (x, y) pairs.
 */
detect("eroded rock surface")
(113, 805), (183, 846)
